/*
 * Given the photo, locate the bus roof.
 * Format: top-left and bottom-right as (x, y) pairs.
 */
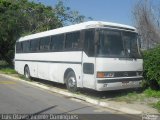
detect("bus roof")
(18, 21), (137, 41)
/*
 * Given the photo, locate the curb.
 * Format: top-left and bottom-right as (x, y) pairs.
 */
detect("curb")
(0, 73), (142, 115)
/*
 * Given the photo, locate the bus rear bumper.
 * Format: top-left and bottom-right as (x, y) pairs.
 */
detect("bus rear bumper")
(96, 77), (143, 91)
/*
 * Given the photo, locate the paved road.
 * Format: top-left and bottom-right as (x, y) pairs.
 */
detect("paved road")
(0, 75), (140, 120)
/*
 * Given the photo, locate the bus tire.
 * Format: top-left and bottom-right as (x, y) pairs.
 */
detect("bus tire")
(66, 71), (78, 92)
(24, 66), (31, 79)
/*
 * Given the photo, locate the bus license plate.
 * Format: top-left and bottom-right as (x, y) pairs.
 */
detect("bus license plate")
(122, 81), (135, 87)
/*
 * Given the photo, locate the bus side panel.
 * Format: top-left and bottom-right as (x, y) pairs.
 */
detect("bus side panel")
(48, 52), (83, 88)
(15, 52), (83, 88)
(15, 60), (25, 75)
(15, 54), (26, 75)
(27, 62), (38, 78)
(15, 53), (38, 78)
(48, 64), (82, 86)
(15, 61), (38, 78)
(37, 62), (49, 80)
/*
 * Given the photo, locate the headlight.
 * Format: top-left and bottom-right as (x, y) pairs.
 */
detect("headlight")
(97, 72), (115, 78)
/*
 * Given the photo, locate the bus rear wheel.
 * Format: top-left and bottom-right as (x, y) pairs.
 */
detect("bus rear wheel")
(66, 71), (78, 92)
(24, 66), (31, 79)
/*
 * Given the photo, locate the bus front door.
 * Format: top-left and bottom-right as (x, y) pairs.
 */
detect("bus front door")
(82, 53), (96, 89)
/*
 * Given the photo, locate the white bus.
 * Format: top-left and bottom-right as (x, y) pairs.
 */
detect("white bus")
(15, 21), (143, 92)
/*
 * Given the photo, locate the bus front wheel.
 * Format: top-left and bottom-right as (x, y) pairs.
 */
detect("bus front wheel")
(66, 71), (78, 92)
(24, 66), (31, 79)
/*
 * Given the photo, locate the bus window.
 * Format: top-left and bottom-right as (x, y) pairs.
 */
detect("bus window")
(65, 31), (80, 49)
(30, 39), (39, 52)
(50, 34), (64, 51)
(22, 41), (30, 53)
(16, 42), (23, 53)
(39, 37), (50, 51)
(98, 30), (123, 57)
(84, 30), (95, 56)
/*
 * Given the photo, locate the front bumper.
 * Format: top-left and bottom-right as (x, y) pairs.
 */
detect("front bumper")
(96, 77), (143, 91)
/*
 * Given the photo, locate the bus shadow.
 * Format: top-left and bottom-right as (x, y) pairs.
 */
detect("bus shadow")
(77, 88), (144, 100)
(31, 78), (144, 100)
(32, 78), (67, 90)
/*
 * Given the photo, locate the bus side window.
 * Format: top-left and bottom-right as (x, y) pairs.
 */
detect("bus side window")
(50, 34), (64, 51)
(84, 30), (95, 56)
(39, 37), (50, 51)
(16, 42), (23, 53)
(22, 41), (30, 53)
(65, 31), (80, 49)
(30, 39), (39, 52)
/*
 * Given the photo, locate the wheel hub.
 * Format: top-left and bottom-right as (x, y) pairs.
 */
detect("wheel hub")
(68, 77), (76, 88)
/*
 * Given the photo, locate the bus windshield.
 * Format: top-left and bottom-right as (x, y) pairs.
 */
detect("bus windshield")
(97, 29), (141, 58)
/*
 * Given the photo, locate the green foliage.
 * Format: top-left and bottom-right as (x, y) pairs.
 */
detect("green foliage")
(144, 88), (160, 98)
(0, 68), (16, 74)
(0, 0), (61, 64)
(153, 101), (160, 112)
(143, 45), (160, 89)
(141, 79), (148, 89)
(0, 61), (16, 74)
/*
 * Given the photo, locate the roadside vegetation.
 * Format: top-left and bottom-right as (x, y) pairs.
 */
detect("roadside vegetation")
(132, 0), (160, 112)
(143, 45), (160, 90)
(0, 61), (16, 74)
(153, 101), (160, 112)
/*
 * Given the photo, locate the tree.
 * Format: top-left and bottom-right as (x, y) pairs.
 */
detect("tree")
(54, 0), (92, 25)
(0, 0), (62, 65)
(20, 0), (62, 34)
(0, 0), (89, 65)
(133, 0), (160, 49)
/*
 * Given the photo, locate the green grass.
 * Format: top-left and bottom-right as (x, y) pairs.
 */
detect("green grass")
(108, 88), (160, 112)
(0, 68), (16, 74)
(153, 101), (160, 112)
(0, 61), (16, 74)
(144, 88), (160, 98)
(110, 91), (146, 103)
